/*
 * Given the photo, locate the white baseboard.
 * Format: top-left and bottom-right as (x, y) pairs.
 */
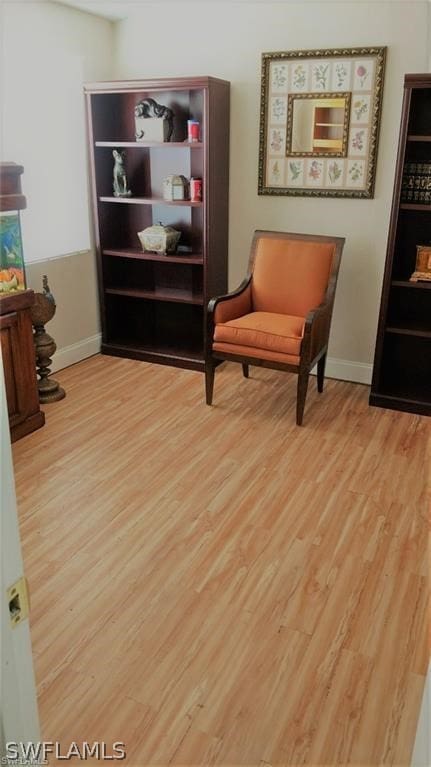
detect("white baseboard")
(312, 356), (373, 385)
(51, 340), (372, 386)
(51, 333), (101, 373)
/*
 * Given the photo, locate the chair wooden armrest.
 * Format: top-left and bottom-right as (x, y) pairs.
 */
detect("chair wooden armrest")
(302, 300), (333, 365)
(207, 276), (252, 357)
(207, 276), (253, 342)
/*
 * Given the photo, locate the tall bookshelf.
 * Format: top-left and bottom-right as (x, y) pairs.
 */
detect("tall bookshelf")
(370, 74), (431, 416)
(84, 77), (230, 371)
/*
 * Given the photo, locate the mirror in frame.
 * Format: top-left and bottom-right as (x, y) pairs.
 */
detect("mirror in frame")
(258, 46), (387, 198)
(287, 93), (351, 157)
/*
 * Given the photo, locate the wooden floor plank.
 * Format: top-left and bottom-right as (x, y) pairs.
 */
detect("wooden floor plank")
(12, 355), (430, 766)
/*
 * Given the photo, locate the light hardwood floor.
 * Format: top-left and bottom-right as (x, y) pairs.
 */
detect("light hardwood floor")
(12, 354), (430, 766)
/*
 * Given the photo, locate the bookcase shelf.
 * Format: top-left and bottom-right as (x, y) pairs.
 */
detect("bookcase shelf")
(105, 286), (204, 305)
(99, 196), (203, 207)
(370, 74), (431, 416)
(102, 339), (204, 370)
(407, 135), (431, 143)
(399, 203), (431, 211)
(95, 141), (204, 149)
(85, 76), (230, 370)
(386, 326), (431, 338)
(103, 247), (203, 265)
(391, 279), (431, 290)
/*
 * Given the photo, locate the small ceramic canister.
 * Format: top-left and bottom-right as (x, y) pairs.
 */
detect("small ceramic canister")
(163, 175), (188, 201)
(190, 178), (202, 202)
(187, 120), (200, 142)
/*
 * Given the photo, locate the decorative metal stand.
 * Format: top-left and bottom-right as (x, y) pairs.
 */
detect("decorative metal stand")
(30, 276), (65, 403)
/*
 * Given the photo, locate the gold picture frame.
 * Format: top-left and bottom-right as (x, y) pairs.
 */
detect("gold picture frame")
(258, 46), (386, 198)
(410, 245), (431, 282)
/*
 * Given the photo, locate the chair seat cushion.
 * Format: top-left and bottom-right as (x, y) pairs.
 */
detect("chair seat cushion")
(212, 342), (300, 366)
(214, 312), (305, 356)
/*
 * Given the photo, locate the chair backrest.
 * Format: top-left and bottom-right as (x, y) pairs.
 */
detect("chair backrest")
(250, 231), (343, 318)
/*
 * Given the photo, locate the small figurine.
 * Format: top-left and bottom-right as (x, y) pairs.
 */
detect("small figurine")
(112, 149), (131, 197)
(134, 98), (174, 141)
(42, 274), (55, 304)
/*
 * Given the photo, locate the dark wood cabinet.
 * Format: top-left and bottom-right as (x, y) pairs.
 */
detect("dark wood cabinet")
(0, 162), (44, 441)
(0, 290), (45, 441)
(84, 77), (230, 371)
(370, 74), (431, 416)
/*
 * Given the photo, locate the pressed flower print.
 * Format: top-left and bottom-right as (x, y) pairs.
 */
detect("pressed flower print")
(353, 130), (364, 150)
(312, 62), (330, 90)
(347, 160), (365, 185)
(357, 65), (368, 86)
(352, 96), (370, 123)
(287, 160), (304, 185)
(307, 159), (324, 184)
(331, 61), (351, 91)
(292, 63), (308, 91)
(271, 97), (287, 123)
(269, 159), (285, 185)
(353, 59), (375, 90)
(269, 128), (285, 154)
(350, 128), (368, 156)
(327, 160), (345, 186)
(271, 64), (288, 92)
(289, 161), (301, 180)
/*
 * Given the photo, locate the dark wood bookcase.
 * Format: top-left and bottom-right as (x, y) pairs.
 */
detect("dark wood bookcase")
(370, 74), (431, 416)
(84, 77), (230, 371)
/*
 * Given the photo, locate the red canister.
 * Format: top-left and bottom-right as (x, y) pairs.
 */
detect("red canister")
(190, 178), (202, 202)
(187, 120), (200, 142)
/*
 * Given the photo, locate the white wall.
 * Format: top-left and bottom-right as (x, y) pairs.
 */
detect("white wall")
(429, 0), (431, 70)
(114, 0), (429, 381)
(0, 1), (114, 368)
(0, 1), (114, 262)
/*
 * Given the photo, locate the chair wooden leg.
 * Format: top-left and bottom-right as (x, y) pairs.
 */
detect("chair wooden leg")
(242, 363), (249, 379)
(317, 353), (326, 393)
(296, 370), (309, 426)
(205, 360), (215, 405)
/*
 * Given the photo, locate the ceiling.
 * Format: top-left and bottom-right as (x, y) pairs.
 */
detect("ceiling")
(53, 0), (127, 20)
(55, 0), (388, 23)
(54, 0), (292, 21)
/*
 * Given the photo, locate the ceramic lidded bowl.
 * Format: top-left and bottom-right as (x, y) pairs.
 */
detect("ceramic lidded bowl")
(137, 223), (181, 255)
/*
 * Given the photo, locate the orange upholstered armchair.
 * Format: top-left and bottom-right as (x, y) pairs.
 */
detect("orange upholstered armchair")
(205, 230), (345, 425)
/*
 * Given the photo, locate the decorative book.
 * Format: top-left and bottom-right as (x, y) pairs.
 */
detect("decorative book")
(401, 162), (431, 204)
(410, 244), (431, 282)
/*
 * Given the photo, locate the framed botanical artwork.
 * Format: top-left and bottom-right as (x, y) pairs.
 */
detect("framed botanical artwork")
(258, 46), (386, 198)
